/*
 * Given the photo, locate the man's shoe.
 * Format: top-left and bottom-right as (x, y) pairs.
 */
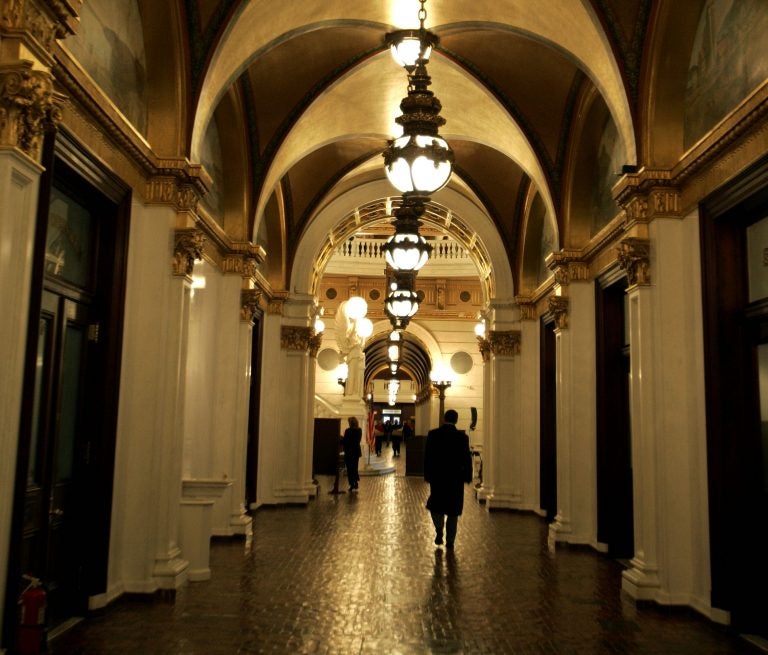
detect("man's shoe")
(434, 535), (443, 545)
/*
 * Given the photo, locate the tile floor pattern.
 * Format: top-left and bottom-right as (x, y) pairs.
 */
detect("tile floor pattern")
(52, 453), (758, 654)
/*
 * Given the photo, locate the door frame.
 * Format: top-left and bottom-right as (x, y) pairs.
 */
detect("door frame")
(3, 128), (130, 645)
(700, 153), (768, 633)
(595, 272), (634, 558)
(539, 317), (557, 521)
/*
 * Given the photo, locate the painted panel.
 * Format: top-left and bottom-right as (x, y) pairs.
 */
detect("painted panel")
(591, 117), (624, 236)
(200, 118), (224, 224)
(65, 0), (148, 135)
(685, 0), (768, 149)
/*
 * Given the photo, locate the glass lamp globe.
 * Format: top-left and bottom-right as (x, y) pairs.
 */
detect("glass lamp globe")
(356, 317), (373, 339)
(345, 296), (368, 320)
(384, 134), (453, 195)
(390, 362), (398, 374)
(314, 318), (325, 334)
(385, 287), (420, 319)
(474, 321), (485, 338)
(388, 343), (400, 361)
(389, 330), (401, 341)
(384, 232), (430, 271)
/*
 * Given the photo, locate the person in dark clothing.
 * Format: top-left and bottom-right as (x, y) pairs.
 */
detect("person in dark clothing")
(424, 409), (473, 548)
(391, 421), (402, 456)
(341, 416), (362, 491)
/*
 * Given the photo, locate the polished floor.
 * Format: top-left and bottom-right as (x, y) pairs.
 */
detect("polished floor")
(51, 447), (760, 654)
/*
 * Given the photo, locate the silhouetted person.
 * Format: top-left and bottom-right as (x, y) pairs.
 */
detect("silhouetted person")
(424, 409), (472, 548)
(391, 421), (402, 456)
(342, 416), (362, 491)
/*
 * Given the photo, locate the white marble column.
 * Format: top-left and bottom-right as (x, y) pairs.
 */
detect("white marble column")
(548, 279), (597, 546)
(256, 299), (317, 505)
(486, 330), (523, 510)
(149, 231), (202, 589)
(474, 338), (492, 501)
(0, 147), (44, 630)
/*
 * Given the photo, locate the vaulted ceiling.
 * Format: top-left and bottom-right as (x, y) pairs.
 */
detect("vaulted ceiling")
(172, 0), (650, 296)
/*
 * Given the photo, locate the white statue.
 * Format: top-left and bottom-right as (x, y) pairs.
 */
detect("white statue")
(335, 298), (369, 399)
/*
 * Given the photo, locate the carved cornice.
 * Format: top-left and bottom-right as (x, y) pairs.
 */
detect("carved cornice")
(281, 325), (312, 352)
(172, 229), (205, 277)
(489, 330), (521, 357)
(267, 296), (286, 315)
(545, 250), (590, 285)
(1, 0), (80, 65)
(146, 175), (204, 214)
(614, 169), (682, 226)
(0, 63), (62, 158)
(223, 255), (259, 279)
(548, 295), (569, 330)
(617, 237), (651, 286)
(515, 296), (538, 321)
(240, 289), (262, 323)
(477, 336), (490, 362)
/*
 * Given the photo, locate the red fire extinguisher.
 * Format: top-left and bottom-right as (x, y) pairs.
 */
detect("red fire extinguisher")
(16, 575), (46, 655)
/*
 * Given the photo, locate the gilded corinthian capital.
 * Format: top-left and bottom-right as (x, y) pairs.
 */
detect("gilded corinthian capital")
(240, 290), (262, 323)
(489, 330), (521, 357)
(548, 295), (569, 330)
(617, 237), (651, 286)
(172, 229), (205, 277)
(0, 63), (60, 158)
(281, 326), (312, 352)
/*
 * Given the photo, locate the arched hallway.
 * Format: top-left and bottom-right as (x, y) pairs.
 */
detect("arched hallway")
(51, 469), (757, 655)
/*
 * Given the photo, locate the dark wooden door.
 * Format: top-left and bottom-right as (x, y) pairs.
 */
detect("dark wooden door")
(595, 279), (634, 559)
(540, 319), (557, 521)
(5, 134), (129, 648)
(21, 291), (93, 624)
(701, 158), (768, 636)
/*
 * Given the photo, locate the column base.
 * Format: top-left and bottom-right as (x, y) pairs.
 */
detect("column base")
(152, 547), (189, 590)
(475, 485), (491, 503)
(486, 489), (524, 510)
(228, 512), (253, 538)
(621, 557), (661, 600)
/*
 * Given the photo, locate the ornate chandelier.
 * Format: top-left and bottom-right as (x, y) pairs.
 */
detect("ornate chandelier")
(382, 0), (452, 330)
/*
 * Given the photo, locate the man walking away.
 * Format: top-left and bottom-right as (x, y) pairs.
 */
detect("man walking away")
(424, 409), (473, 548)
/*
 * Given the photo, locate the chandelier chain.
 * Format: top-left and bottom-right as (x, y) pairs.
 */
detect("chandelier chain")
(418, 0), (427, 28)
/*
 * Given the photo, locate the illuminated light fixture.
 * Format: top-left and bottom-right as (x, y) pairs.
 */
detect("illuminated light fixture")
(385, 273), (420, 330)
(388, 343), (400, 362)
(430, 364), (454, 418)
(382, 197), (432, 272)
(383, 2), (453, 197)
(356, 317), (373, 339)
(474, 320), (485, 339)
(314, 317), (325, 334)
(336, 362), (349, 388)
(345, 296), (368, 320)
(390, 362), (398, 374)
(385, 0), (438, 71)
(389, 330), (401, 341)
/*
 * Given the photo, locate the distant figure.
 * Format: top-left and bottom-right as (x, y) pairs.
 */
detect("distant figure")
(374, 421), (385, 457)
(402, 418), (414, 442)
(424, 409), (473, 548)
(342, 416), (362, 491)
(391, 421), (402, 457)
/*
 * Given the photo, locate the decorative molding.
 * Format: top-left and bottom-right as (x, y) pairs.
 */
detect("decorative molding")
(489, 330), (521, 357)
(308, 332), (323, 358)
(267, 297), (286, 315)
(545, 250), (590, 285)
(477, 336), (490, 362)
(146, 175), (204, 214)
(1, 0), (80, 63)
(617, 237), (651, 286)
(172, 229), (205, 277)
(223, 255), (259, 279)
(548, 296), (569, 330)
(240, 290), (262, 323)
(281, 325), (312, 352)
(0, 63), (62, 158)
(416, 385), (432, 404)
(515, 296), (538, 321)
(614, 169), (682, 226)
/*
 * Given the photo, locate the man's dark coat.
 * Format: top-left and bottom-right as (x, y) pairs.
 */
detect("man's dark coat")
(424, 423), (472, 516)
